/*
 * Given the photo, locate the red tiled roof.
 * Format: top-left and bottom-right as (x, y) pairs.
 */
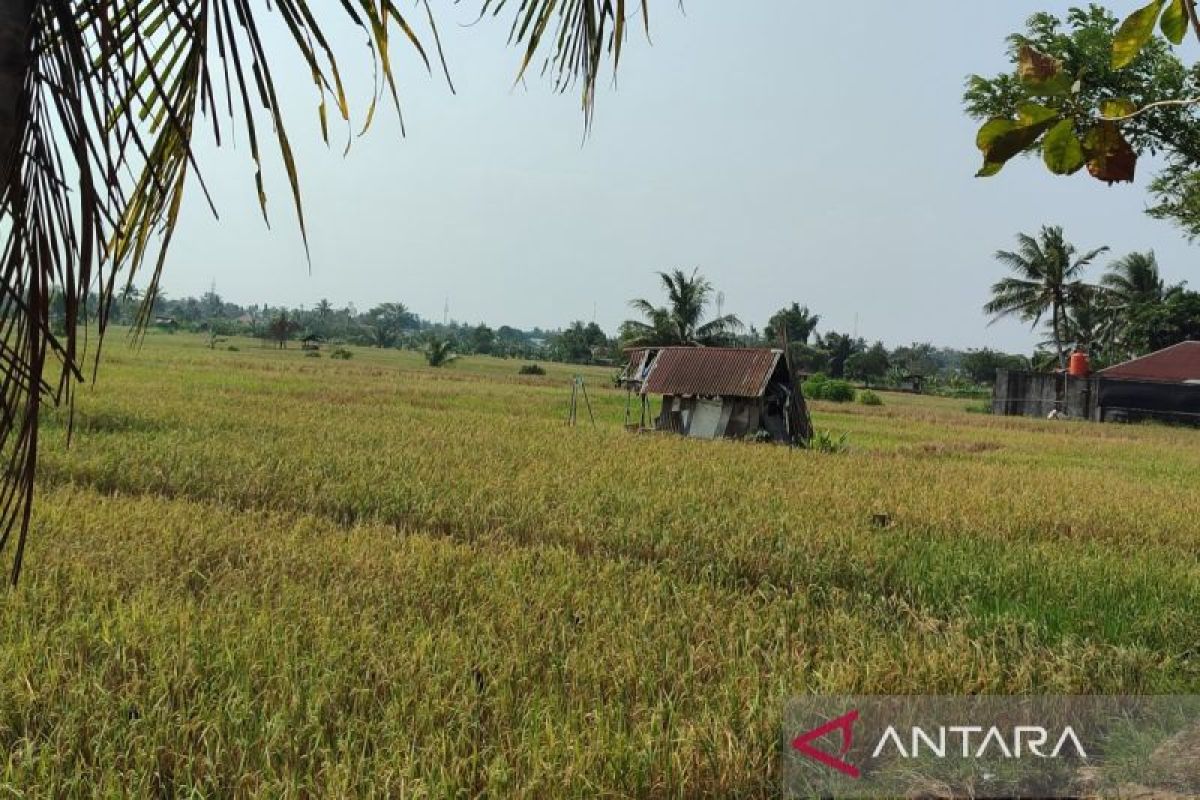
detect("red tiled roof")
(1098, 341), (1200, 383)
(640, 347), (783, 398)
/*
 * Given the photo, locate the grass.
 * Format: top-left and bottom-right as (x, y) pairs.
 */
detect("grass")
(3, 330), (1199, 796)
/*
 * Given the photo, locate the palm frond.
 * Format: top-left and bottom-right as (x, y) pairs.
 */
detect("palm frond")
(0, 0), (655, 582)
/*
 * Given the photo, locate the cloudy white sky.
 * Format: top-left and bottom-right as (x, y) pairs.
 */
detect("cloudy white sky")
(164, 2), (1194, 352)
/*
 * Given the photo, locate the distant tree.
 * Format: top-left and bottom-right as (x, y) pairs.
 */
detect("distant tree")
(365, 326), (398, 349)
(201, 288), (224, 320)
(267, 311), (300, 350)
(424, 336), (458, 368)
(365, 303), (419, 343)
(1100, 251), (1184, 353)
(816, 332), (864, 379)
(961, 349), (1031, 384)
(1124, 290), (1200, 354)
(984, 226), (1107, 371)
(765, 304), (821, 346)
(1102, 251), (1179, 309)
(314, 299), (335, 336)
(845, 342), (890, 386)
(889, 342), (943, 378)
(554, 321), (608, 364)
(1059, 285), (1118, 359)
(787, 342), (830, 376)
(469, 324), (497, 355)
(622, 269), (743, 347)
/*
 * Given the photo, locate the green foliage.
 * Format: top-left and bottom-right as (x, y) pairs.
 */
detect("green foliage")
(424, 337), (459, 368)
(966, 4), (1200, 229)
(330, 347), (354, 361)
(764, 303), (820, 346)
(1123, 290), (1200, 351)
(809, 429), (850, 454)
(803, 374), (856, 403)
(858, 390), (883, 407)
(984, 226), (1108, 370)
(816, 332), (864, 379)
(518, 363), (547, 376)
(961, 349), (1031, 384)
(845, 342), (890, 385)
(621, 269), (743, 347)
(822, 381), (857, 403)
(786, 342), (830, 375)
(553, 321), (609, 364)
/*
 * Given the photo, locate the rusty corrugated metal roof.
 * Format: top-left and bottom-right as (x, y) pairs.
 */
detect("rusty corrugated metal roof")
(1098, 341), (1200, 383)
(640, 347), (783, 398)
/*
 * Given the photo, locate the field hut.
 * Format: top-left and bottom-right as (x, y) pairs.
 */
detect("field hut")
(895, 373), (925, 394)
(620, 347), (808, 444)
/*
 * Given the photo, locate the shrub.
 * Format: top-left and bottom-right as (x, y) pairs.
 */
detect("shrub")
(305, 351), (321, 358)
(518, 363), (546, 376)
(330, 348), (353, 360)
(964, 401), (992, 414)
(858, 390), (883, 406)
(822, 381), (856, 403)
(804, 375), (855, 403)
(809, 429), (849, 454)
(226, 346), (240, 352)
(802, 373), (828, 398)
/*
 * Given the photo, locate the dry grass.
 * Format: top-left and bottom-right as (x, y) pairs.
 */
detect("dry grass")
(2, 330), (1197, 796)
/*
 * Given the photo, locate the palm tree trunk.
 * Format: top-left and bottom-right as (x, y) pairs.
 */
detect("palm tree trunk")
(0, 0), (34, 195)
(1052, 300), (1066, 372)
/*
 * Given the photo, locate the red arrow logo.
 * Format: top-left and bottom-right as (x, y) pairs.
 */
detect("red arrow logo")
(791, 709), (861, 779)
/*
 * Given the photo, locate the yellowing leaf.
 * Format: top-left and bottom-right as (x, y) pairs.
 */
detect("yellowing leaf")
(1016, 102), (1060, 126)
(1161, 0), (1188, 44)
(1113, 0), (1166, 69)
(1100, 98), (1138, 119)
(975, 112), (1062, 178)
(1018, 44), (1062, 82)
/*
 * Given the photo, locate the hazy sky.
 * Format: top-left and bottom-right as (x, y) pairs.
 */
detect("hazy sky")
(164, 2), (1194, 352)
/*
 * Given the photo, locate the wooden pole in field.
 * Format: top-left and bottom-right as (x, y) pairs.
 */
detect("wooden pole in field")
(579, 378), (596, 428)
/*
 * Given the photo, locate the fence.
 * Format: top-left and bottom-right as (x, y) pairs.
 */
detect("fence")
(992, 369), (1200, 426)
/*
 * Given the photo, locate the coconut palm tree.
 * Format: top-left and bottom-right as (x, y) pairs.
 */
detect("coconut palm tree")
(983, 226), (1108, 371)
(0, 2), (651, 582)
(622, 269), (744, 347)
(1056, 286), (1118, 360)
(1101, 251), (1184, 311)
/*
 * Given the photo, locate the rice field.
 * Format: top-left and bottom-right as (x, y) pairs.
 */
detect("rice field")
(3, 331), (1198, 797)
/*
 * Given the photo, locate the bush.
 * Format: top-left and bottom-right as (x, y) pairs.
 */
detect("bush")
(330, 348), (353, 360)
(803, 374), (855, 402)
(226, 346), (240, 352)
(305, 351), (321, 358)
(518, 363), (546, 376)
(802, 373), (828, 398)
(964, 401), (992, 414)
(858, 389), (883, 406)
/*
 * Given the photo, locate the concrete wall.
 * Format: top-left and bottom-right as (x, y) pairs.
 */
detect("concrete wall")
(992, 370), (1062, 418)
(993, 370), (1200, 426)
